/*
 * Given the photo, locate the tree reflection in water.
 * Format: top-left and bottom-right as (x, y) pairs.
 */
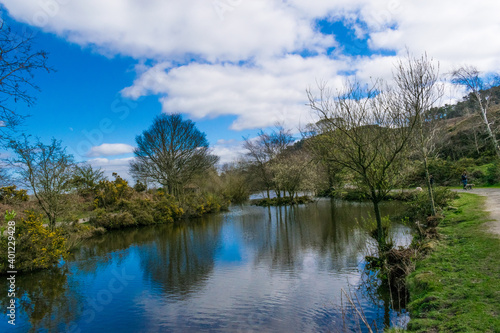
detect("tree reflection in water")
(138, 219), (223, 297)
(0, 199), (410, 332)
(1, 267), (80, 332)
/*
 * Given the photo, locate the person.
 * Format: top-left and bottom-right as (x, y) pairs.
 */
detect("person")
(429, 174), (434, 187)
(461, 171), (468, 190)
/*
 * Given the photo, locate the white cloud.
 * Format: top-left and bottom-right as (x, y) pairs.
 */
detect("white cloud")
(3, 1), (499, 71)
(86, 143), (135, 157)
(87, 157), (135, 181)
(212, 139), (247, 165)
(367, 1), (500, 72)
(122, 55), (350, 130)
(3, 0), (500, 148)
(1, 0), (334, 62)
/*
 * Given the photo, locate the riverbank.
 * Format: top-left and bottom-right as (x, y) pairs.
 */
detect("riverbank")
(406, 193), (500, 332)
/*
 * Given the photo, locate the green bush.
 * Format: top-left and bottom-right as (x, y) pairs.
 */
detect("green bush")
(471, 169), (484, 181)
(485, 162), (500, 185)
(116, 198), (156, 225)
(90, 210), (136, 230)
(341, 190), (368, 201)
(133, 181), (147, 193)
(0, 212), (68, 273)
(182, 193), (228, 216)
(404, 187), (458, 222)
(133, 209), (156, 225)
(385, 191), (418, 201)
(251, 196), (313, 206)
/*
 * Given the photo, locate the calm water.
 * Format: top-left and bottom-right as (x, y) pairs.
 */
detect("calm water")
(1, 199), (411, 333)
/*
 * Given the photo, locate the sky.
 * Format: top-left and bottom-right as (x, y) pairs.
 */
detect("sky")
(0, 0), (499, 180)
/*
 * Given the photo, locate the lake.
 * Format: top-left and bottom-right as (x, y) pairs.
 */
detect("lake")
(1, 199), (411, 332)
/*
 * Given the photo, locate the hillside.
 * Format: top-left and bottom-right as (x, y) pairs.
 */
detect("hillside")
(434, 87), (500, 160)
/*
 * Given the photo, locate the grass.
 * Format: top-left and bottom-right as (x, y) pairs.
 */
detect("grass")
(479, 184), (500, 189)
(406, 193), (500, 332)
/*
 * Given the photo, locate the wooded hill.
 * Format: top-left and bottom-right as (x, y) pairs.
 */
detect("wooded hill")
(434, 85), (500, 160)
(287, 84), (500, 191)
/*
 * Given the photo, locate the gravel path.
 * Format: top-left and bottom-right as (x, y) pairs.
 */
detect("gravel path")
(457, 188), (500, 237)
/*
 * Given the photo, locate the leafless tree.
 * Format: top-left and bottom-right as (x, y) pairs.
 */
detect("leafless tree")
(307, 79), (418, 246)
(304, 122), (346, 194)
(0, 22), (51, 142)
(393, 51), (444, 215)
(9, 136), (75, 230)
(130, 114), (219, 196)
(243, 125), (294, 199)
(451, 65), (500, 158)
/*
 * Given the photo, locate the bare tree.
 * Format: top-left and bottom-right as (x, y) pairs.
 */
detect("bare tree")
(0, 22), (51, 142)
(307, 79), (418, 246)
(9, 136), (75, 230)
(243, 125), (294, 199)
(130, 114), (219, 196)
(451, 65), (500, 158)
(394, 51), (443, 215)
(304, 122), (345, 195)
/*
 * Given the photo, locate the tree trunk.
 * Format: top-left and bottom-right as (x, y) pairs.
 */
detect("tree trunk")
(423, 156), (436, 216)
(478, 97), (500, 159)
(371, 190), (384, 247)
(482, 112), (500, 159)
(473, 128), (480, 155)
(49, 215), (56, 231)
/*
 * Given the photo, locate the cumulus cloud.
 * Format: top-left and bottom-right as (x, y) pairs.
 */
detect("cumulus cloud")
(122, 55), (350, 130)
(3, 0), (500, 144)
(86, 143), (135, 157)
(212, 139), (247, 165)
(87, 157), (135, 181)
(1, 0), (334, 62)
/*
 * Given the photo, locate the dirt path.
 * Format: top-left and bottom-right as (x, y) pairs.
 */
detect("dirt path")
(457, 188), (500, 236)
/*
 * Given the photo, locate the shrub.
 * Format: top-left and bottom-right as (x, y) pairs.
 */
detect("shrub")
(59, 221), (106, 239)
(59, 222), (106, 251)
(134, 209), (156, 225)
(0, 186), (29, 204)
(154, 196), (184, 223)
(133, 181), (147, 193)
(470, 169), (484, 181)
(251, 196), (313, 206)
(94, 174), (134, 209)
(404, 187), (458, 222)
(342, 190), (368, 201)
(0, 212), (68, 273)
(182, 193), (228, 216)
(485, 162), (500, 185)
(90, 210), (136, 230)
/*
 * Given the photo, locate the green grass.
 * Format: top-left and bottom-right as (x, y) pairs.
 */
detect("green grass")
(406, 193), (500, 332)
(448, 185), (500, 189)
(478, 184), (500, 188)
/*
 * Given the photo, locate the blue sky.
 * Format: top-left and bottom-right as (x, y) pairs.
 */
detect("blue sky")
(1, 0), (499, 179)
